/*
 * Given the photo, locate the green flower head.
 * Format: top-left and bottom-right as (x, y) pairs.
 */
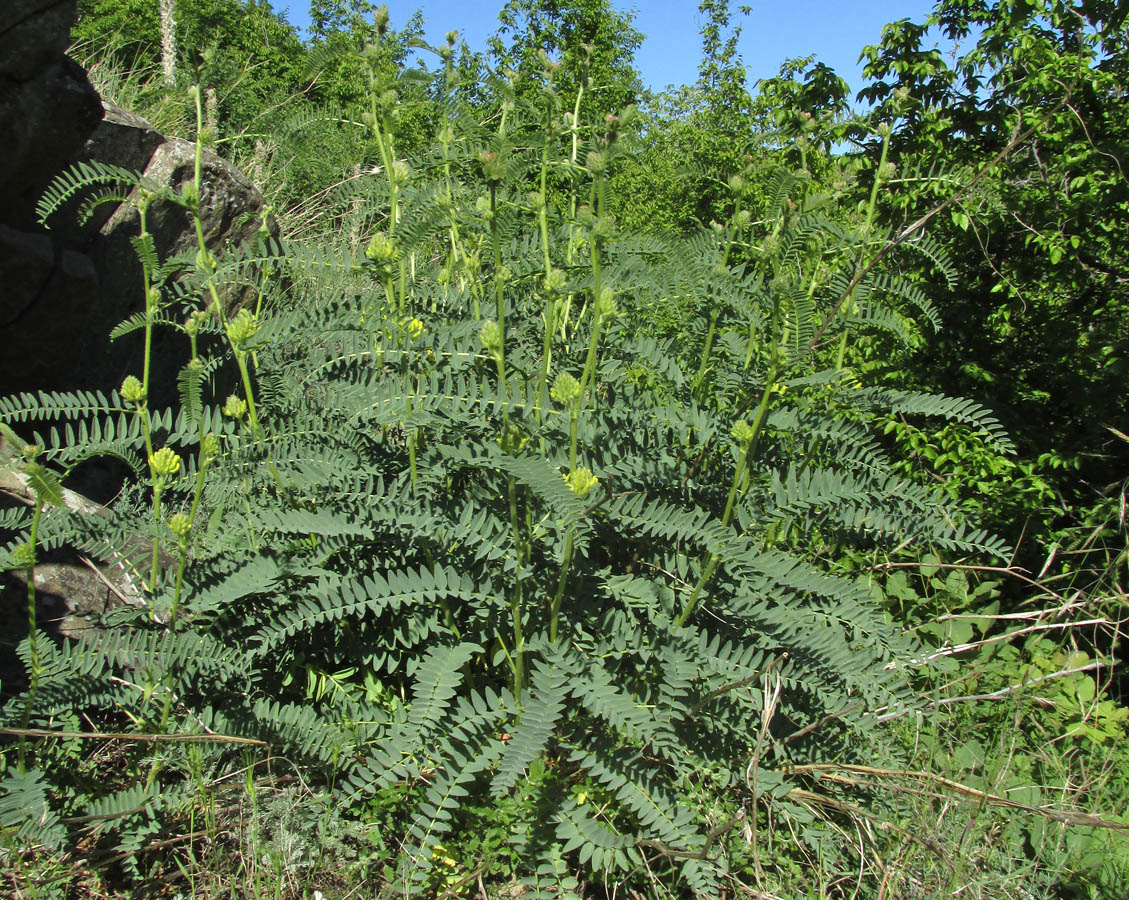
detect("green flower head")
(10, 542), (35, 569)
(479, 150), (506, 185)
(365, 231), (397, 263)
(201, 433), (221, 466)
(480, 320), (503, 359)
(226, 308), (259, 347)
(222, 395), (248, 420)
(168, 512), (191, 539)
(543, 269), (567, 294)
(731, 419), (756, 445)
(595, 286), (617, 318)
(550, 371), (581, 406)
(120, 375), (146, 405)
(184, 309), (207, 337)
(564, 466), (598, 498)
(391, 160), (412, 184)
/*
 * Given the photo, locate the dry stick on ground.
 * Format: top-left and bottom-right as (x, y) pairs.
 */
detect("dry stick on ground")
(876, 658), (1118, 719)
(786, 788), (950, 862)
(747, 669), (783, 890)
(859, 560), (1057, 595)
(783, 762), (1129, 832)
(0, 726), (267, 746)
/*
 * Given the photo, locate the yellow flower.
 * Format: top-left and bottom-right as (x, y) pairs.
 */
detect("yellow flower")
(150, 447), (182, 478)
(564, 466), (598, 498)
(222, 395), (248, 419)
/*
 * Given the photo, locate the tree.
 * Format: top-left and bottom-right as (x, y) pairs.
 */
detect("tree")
(159, 0), (177, 84)
(488, 0), (643, 122)
(855, 0), (1129, 541)
(74, 0), (307, 136)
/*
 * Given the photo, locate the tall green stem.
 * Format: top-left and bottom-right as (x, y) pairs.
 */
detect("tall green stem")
(17, 502), (44, 771)
(837, 127), (891, 370)
(535, 97), (557, 423)
(674, 366), (778, 629)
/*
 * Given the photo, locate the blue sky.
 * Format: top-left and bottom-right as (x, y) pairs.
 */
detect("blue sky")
(272, 1), (944, 95)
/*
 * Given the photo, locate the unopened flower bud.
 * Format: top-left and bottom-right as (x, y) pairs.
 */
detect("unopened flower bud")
(11, 542), (35, 568)
(168, 512), (191, 538)
(481, 320), (503, 358)
(365, 232), (397, 263)
(595, 287), (617, 318)
(374, 4), (389, 33)
(201, 433), (221, 466)
(225, 308), (259, 347)
(120, 375), (146, 405)
(391, 160), (411, 183)
(543, 268), (567, 294)
(731, 420), (756, 444)
(184, 309), (207, 337)
(550, 371), (581, 405)
(480, 150), (506, 184)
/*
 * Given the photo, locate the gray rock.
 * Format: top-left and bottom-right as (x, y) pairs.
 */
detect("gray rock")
(99, 134), (269, 297)
(0, 439), (146, 643)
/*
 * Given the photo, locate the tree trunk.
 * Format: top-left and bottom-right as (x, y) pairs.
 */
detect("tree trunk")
(158, 0), (177, 86)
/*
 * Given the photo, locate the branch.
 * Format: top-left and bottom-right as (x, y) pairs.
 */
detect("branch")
(0, 726), (268, 746)
(785, 762), (1129, 832)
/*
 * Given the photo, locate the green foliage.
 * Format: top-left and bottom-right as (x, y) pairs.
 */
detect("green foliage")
(2, 39), (989, 893)
(856, 0), (1129, 561)
(489, 0), (644, 120)
(5, 2), (1127, 897)
(74, 0), (307, 138)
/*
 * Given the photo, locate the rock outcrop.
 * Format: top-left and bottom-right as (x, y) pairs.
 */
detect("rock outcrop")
(0, 1), (278, 647)
(0, 0), (104, 230)
(0, 4), (276, 399)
